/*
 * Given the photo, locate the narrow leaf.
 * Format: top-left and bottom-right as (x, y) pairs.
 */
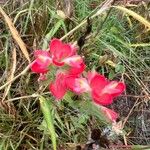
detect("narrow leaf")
(42, 20), (63, 49)
(2, 47), (16, 100)
(131, 145), (150, 150)
(130, 43), (150, 47)
(39, 96), (56, 150)
(114, 6), (150, 30)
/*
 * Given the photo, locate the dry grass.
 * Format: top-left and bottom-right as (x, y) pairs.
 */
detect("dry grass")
(0, 0), (150, 149)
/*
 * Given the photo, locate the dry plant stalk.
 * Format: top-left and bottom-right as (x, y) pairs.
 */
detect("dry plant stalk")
(0, 48), (17, 116)
(0, 64), (30, 91)
(2, 47), (17, 101)
(113, 6), (150, 30)
(0, 6), (31, 62)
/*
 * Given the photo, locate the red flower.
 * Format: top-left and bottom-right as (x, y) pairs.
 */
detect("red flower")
(49, 72), (84, 99)
(31, 39), (85, 75)
(50, 39), (76, 66)
(31, 50), (52, 73)
(49, 39), (85, 74)
(53, 71), (125, 104)
(63, 71), (125, 105)
(88, 71), (125, 105)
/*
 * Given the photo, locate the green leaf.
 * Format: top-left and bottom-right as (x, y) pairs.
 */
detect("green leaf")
(42, 20), (64, 49)
(64, 93), (110, 125)
(131, 145), (150, 150)
(79, 100), (110, 125)
(108, 70), (115, 80)
(39, 96), (56, 150)
(115, 64), (125, 73)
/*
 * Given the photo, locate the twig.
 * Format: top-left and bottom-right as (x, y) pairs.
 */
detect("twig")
(6, 93), (149, 102)
(122, 99), (139, 128)
(60, 0), (114, 40)
(109, 144), (150, 149)
(5, 92), (50, 102)
(0, 65), (30, 91)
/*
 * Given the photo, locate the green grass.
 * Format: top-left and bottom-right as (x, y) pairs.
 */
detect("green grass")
(0, 0), (150, 149)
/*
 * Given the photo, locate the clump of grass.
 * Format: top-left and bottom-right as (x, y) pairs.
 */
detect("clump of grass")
(0, 0), (150, 149)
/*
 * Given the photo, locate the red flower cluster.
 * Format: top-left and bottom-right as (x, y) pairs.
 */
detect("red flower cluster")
(31, 39), (85, 75)
(30, 38), (126, 122)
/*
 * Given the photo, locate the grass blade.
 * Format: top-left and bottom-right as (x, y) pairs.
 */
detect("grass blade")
(2, 47), (16, 100)
(130, 43), (150, 47)
(114, 6), (150, 30)
(42, 20), (63, 49)
(39, 96), (56, 150)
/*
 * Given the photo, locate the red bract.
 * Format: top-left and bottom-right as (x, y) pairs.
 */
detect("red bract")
(31, 50), (52, 73)
(88, 72), (126, 105)
(68, 61), (86, 75)
(65, 76), (90, 94)
(62, 71), (125, 105)
(100, 106), (119, 122)
(49, 39), (85, 74)
(49, 72), (85, 99)
(31, 39), (85, 75)
(49, 73), (67, 100)
(50, 39), (76, 66)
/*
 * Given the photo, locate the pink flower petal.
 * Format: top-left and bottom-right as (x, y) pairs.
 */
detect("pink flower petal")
(38, 73), (47, 81)
(102, 81), (126, 97)
(52, 59), (64, 66)
(59, 43), (73, 58)
(50, 39), (74, 65)
(74, 78), (91, 93)
(111, 82), (126, 97)
(31, 50), (52, 73)
(65, 75), (77, 92)
(87, 71), (126, 105)
(64, 55), (83, 67)
(34, 50), (51, 65)
(34, 50), (50, 58)
(89, 73), (108, 92)
(50, 39), (62, 56)
(65, 76), (90, 94)
(68, 62), (86, 75)
(49, 73), (67, 100)
(100, 106), (119, 122)
(31, 61), (48, 73)
(92, 92), (113, 105)
(70, 44), (77, 54)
